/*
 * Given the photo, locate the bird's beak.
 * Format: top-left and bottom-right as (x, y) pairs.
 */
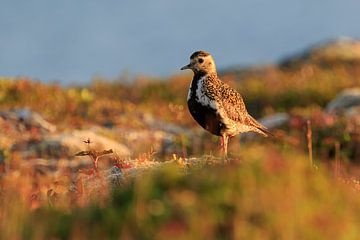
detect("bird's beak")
(180, 64), (191, 70)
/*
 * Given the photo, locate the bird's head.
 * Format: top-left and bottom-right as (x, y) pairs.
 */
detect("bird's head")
(181, 50), (217, 75)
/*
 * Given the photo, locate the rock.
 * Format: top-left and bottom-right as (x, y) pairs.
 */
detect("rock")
(344, 106), (360, 126)
(142, 112), (192, 136)
(345, 106), (360, 117)
(79, 162), (161, 194)
(105, 166), (126, 187)
(0, 108), (56, 132)
(280, 38), (360, 68)
(326, 88), (360, 113)
(11, 140), (69, 159)
(12, 130), (130, 160)
(46, 130), (131, 157)
(74, 157), (223, 196)
(74, 166), (125, 194)
(258, 112), (290, 129)
(110, 124), (192, 157)
(19, 158), (92, 173)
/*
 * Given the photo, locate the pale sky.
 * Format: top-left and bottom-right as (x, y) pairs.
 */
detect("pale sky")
(0, 0), (359, 84)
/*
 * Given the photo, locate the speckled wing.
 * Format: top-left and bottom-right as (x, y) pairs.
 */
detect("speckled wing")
(218, 83), (272, 136)
(217, 82), (249, 124)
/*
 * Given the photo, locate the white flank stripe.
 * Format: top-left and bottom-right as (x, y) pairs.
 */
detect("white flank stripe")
(195, 76), (217, 109)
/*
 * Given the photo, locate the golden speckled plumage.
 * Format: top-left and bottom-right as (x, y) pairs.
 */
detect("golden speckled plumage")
(181, 50), (271, 156)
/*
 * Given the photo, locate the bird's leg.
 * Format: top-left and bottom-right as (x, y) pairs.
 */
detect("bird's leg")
(219, 136), (225, 158)
(224, 135), (228, 158)
(221, 134), (229, 161)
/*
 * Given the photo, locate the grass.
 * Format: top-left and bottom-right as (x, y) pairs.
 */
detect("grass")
(1, 144), (360, 239)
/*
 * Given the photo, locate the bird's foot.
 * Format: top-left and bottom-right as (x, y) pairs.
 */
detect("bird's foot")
(220, 136), (224, 147)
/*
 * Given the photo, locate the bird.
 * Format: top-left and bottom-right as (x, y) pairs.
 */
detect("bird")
(180, 50), (272, 157)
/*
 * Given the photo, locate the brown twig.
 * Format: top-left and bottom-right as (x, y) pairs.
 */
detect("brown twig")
(306, 120), (313, 168)
(334, 141), (341, 178)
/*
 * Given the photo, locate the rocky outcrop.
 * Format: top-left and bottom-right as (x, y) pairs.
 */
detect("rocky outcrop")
(11, 130), (131, 160)
(280, 38), (360, 68)
(258, 112), (290, 130)
(326, 88), (360, 113)
(0, 108), (56, 132)
(46, 130), (130, 157)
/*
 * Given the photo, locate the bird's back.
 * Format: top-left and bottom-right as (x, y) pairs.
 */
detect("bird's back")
(188, 73), (270, 137)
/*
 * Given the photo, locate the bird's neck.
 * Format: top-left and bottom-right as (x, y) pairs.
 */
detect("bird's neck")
(193, 71), (217, 81)
(188, 71), (217, 101)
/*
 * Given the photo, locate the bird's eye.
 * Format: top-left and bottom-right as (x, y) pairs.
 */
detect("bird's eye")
(198, 58), (204, 63)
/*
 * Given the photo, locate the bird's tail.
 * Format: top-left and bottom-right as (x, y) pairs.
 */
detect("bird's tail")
(256, 125), (275, 138)
(248, 115), (275, 138)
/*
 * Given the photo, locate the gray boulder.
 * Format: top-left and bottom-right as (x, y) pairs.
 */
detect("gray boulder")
(258, 112), (290, 129)
(326, 88), (360, 113)
(46, 130), (131, 157)
(12, 130), (130, 159)
(0, 108), (56, 132)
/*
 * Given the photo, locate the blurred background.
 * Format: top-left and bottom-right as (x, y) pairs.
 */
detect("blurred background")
(2, 1), (360, 239)
(1, 0), (360, 84)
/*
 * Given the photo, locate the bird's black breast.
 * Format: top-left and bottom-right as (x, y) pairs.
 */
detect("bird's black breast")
(187, 75), (223, 136)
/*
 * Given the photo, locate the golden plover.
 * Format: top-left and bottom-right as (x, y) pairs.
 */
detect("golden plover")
(181, 50), (272, 156)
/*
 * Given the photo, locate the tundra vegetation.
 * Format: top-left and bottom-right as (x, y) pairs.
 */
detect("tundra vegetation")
(1, 40), (360, 239)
